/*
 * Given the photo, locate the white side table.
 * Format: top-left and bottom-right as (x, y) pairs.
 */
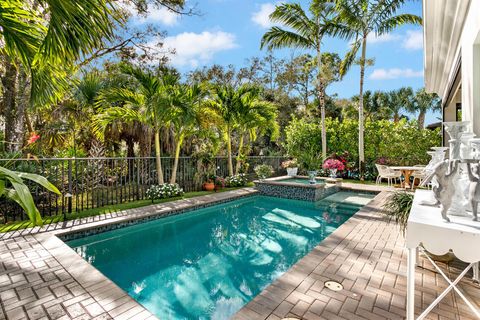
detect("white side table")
(406, 190), (480, 320)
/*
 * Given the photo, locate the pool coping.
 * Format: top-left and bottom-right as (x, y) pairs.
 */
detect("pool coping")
(1, 183), (392, 320)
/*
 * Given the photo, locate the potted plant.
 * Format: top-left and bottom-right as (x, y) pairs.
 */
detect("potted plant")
(254, 164), (274, 181)
(214, 176), (225, 191)
(203, 173), (216, 191)
(298, 147), (323, 184)
(322, 158), (346, 178)
(282, 159), (298, 176)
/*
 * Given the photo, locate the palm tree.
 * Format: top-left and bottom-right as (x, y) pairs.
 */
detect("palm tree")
(95, 65), (177, 185)
(169, 84), (207, 184)
(333, 0), (421, 177)
(235, 88), (279, 174)
(380, 87), (414, 123)
(260, 0), (336, 159)
(410, 88), (441, 129)
(206, 85), (256, 176)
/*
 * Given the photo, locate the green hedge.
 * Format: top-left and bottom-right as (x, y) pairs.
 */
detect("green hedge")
(285, 117), (441, 168)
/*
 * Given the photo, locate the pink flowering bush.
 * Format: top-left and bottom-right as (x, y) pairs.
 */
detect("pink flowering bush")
(322, 159), (345, 171)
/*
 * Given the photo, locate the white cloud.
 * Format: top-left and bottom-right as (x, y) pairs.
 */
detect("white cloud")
(251, 3), (276, 28)
(402, 30), (423, 50)
(124, 4), (180, 26)
(369, 68), (423, 80)
(163, 31), (238, 67)
(367, 33), (400, 44)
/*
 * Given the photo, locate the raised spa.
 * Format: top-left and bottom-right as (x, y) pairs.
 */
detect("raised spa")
(254, 175), (342, 201)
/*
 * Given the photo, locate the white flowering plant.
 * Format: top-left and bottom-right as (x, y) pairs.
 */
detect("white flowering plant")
(146, 184), (184, 201)
(225, 174), (248, 187)
(254, 164), (274, 180)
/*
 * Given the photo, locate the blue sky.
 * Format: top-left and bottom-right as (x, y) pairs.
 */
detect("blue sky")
(127, 0), (440, 125)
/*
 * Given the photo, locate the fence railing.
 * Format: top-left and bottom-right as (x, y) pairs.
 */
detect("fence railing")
(0, 156), (285, 224)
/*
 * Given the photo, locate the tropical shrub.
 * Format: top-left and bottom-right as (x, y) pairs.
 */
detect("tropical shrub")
(225, 174), (248, 187)
(254, 164), (274, 179)
(146, 184), (184, 201)
(284, 117), (441, 179)
(0, 167), (61, 226)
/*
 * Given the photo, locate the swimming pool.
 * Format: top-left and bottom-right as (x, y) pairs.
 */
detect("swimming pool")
(67, 192), (374, 319)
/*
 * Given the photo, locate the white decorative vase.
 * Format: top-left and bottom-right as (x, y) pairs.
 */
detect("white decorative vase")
(329, 168), (338, 178)
(287, 167), (298, 176)
(307, 171), (317, 184)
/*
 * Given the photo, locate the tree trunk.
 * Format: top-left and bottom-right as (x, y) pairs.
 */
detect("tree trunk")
(235, 133), (245, 174)
(154, 128), (164, 184)
(418, 111), (426, 129)
(226, 127), (234, 176)
(358, 35), (367, 180)
(2, 60), (19, 153)
(317, 43), (327, 160)
(126, 138), (135, 158)
(15, 68), (29, 149)
(170, 134), (184, 184)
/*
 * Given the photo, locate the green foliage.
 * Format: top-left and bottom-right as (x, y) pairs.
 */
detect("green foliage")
(283, 117), (323, 170)
(0, 166), (61, 226)
(383, 191), (414, 234)
(285, 117), (441, 173)
(254, 164), (274, 179)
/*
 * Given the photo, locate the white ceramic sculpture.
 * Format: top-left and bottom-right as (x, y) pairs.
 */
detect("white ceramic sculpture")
(467, 162), (480, 221)
(428, 160), (459, 222)
(470, 139), (480, 160)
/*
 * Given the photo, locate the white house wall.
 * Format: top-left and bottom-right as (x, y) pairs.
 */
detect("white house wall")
(461, 0), (480, 134)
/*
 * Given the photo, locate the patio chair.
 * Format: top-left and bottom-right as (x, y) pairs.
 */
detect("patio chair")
(375, 164), (401, 186)
(411, 165), (428, 190)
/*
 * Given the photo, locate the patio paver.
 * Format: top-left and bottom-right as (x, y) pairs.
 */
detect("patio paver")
(233, 189), (480, 320)
(1, 184), (479, 320)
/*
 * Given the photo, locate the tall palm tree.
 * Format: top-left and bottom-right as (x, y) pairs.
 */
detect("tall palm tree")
(235, 88), (279, 174)
(410, 88), (441, 129)
(260, 0), (336, 159)
(333, 0), (421, 177)
(95, 65), (177, 184)
(206, 85), (256, 176)
(169, 84), (207, 184)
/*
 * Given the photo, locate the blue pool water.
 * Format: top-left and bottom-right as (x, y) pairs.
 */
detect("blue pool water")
(67, 192), (374, 319)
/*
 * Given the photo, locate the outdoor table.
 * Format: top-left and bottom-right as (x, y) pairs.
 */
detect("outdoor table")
(390, 166), (425, 189)
(406, 189), (480, 320)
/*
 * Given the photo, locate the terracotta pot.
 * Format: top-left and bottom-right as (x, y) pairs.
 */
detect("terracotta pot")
(203, 182), (215, 191)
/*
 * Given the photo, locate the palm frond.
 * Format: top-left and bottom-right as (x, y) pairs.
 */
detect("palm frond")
(376, 14), (422, 34)
(261, 27), (313, 50)
(37, 0), (117, 64)
(339, 39), (361, 77)
(269, 3), (313, 39)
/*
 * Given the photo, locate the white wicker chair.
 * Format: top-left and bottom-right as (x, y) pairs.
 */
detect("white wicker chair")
(411, 165), (427, 190)
(375, 164), (401, 186)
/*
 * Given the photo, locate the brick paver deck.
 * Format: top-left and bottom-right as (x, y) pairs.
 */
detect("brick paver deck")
(1, 184), (479, 320)
(233, 190), (480, 320)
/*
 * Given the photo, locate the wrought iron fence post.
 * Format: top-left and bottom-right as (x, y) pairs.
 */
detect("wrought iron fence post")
(67, 159), (73, 215)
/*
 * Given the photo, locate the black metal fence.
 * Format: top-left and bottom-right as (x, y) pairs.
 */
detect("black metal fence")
(0, 156), (285, 224)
